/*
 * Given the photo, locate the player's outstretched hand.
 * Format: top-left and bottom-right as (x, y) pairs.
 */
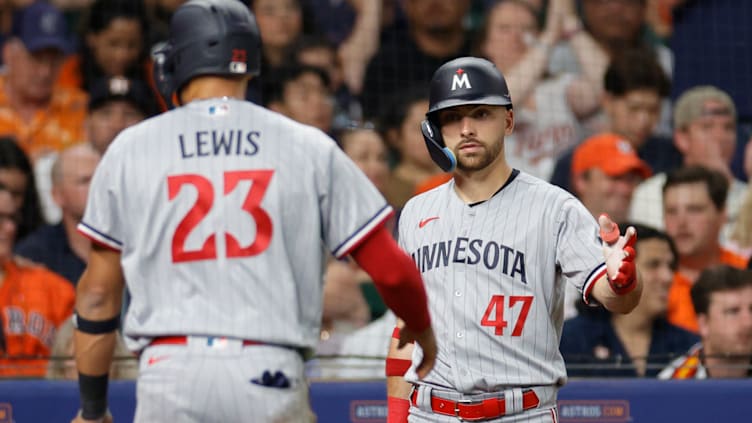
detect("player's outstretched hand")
(398, 325), (437, 379)
(598, 214), (637, 295)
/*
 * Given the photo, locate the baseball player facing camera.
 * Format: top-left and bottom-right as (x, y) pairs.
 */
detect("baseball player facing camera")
(71, 1), (436, 422)
(385, 57), (642, 422)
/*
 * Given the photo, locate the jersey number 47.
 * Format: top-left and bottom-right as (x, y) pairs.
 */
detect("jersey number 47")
(481, 295), (533, 336)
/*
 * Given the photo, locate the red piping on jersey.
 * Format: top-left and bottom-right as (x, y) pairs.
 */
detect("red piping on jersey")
(352, 226), (431, 332)
(582, 265), (607, 305)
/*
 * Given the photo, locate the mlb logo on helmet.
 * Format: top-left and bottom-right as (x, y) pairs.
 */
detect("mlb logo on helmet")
(451, 68), (472, 91)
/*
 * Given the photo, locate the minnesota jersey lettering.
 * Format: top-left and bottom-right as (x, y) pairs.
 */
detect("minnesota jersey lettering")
(178, 129), (260, 158)
(410, 237), (527, 283)
(399, 172), (604, 390)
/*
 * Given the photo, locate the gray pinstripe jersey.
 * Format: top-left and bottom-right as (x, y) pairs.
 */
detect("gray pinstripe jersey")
(399, 171), (605, 392)
(79, 98), (391, 352)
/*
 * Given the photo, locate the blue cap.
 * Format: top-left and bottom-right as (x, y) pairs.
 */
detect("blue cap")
(11, 1), (70, 53)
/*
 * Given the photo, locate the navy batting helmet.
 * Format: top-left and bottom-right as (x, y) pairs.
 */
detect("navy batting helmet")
(421, 57), (512, 172)
(152, 0), (261, 107)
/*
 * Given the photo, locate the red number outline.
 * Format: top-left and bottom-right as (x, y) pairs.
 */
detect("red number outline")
(168, 174), (217, 262)
(167, 171), (274, 263)
(480, 295), (533, 337)
(224, 170), (273, 257)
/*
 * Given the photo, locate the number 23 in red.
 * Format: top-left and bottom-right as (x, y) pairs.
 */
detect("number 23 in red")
(481, 295), (533, 336)
(167, 170), (273, 263)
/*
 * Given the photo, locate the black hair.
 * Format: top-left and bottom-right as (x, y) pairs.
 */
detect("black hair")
(78, 0), (150, 89)
(379, 84), (430, 133)
(663, 165), (729, 211)
(261, 64), (331, 107)
(604, 48), (671, 98)
(0, 137), (43, 241)
(692, 265), (752, 316)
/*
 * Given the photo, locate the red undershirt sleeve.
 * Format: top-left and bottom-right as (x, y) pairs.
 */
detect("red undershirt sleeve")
(351, 226), (430, 332)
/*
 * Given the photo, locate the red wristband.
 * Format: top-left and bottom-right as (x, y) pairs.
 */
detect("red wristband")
(391, 326), (414, 343)
(386, 357), (412, 377)
(387, 396), (410, 423)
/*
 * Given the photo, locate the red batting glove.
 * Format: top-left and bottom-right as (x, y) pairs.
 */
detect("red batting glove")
(599, 214), (638, 295)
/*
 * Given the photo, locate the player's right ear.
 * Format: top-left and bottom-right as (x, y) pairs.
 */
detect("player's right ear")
(151, 42), (176, 110)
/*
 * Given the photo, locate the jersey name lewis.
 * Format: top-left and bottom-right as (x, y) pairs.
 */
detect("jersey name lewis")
(179, 129), (260, 158)
(410, 237), (527, 283)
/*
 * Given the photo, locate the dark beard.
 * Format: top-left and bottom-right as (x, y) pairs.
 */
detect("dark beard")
(455, 140), (503, 171)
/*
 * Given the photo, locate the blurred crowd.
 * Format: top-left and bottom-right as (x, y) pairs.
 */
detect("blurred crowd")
(0, 0), (749, 381)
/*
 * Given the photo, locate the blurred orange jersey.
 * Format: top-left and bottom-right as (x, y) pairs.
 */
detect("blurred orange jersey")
(0, 261), (75, 377)
(0, 75), (87, 160)
(667, 248), (748, 333)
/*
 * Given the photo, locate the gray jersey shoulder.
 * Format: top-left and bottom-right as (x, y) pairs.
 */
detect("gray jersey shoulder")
(81, 99), (390, 351)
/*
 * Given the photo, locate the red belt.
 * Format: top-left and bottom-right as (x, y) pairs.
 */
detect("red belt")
(410, 388), (540, 421)
(149, 336), (263, 347)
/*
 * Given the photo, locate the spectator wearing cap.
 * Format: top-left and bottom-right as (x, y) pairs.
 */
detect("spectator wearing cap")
(550, 48), (680, 193)
(564, 132), (651, 320)
(34, 76), (153, 224)
(572, 132), (651, 225)
(56, 0), (163, 111)
(15, 143), (100, 285)
(86, 76), (154, 155)
(0, 1), (87, 161)
(629, 86), (748, 246)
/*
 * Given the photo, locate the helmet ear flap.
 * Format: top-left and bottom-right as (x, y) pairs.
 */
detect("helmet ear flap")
(421, 119), (456, 172)
(152, 42), (176, 109)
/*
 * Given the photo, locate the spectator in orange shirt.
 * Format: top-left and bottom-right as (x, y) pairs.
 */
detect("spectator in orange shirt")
(0, 187), (75, 378)
(663, 166), (748, 333)
(0, 1), (87, 161)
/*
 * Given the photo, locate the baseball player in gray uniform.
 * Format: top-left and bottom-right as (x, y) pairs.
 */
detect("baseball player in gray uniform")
(385, 57), (643, 423)
(71, 2), (437, 423)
